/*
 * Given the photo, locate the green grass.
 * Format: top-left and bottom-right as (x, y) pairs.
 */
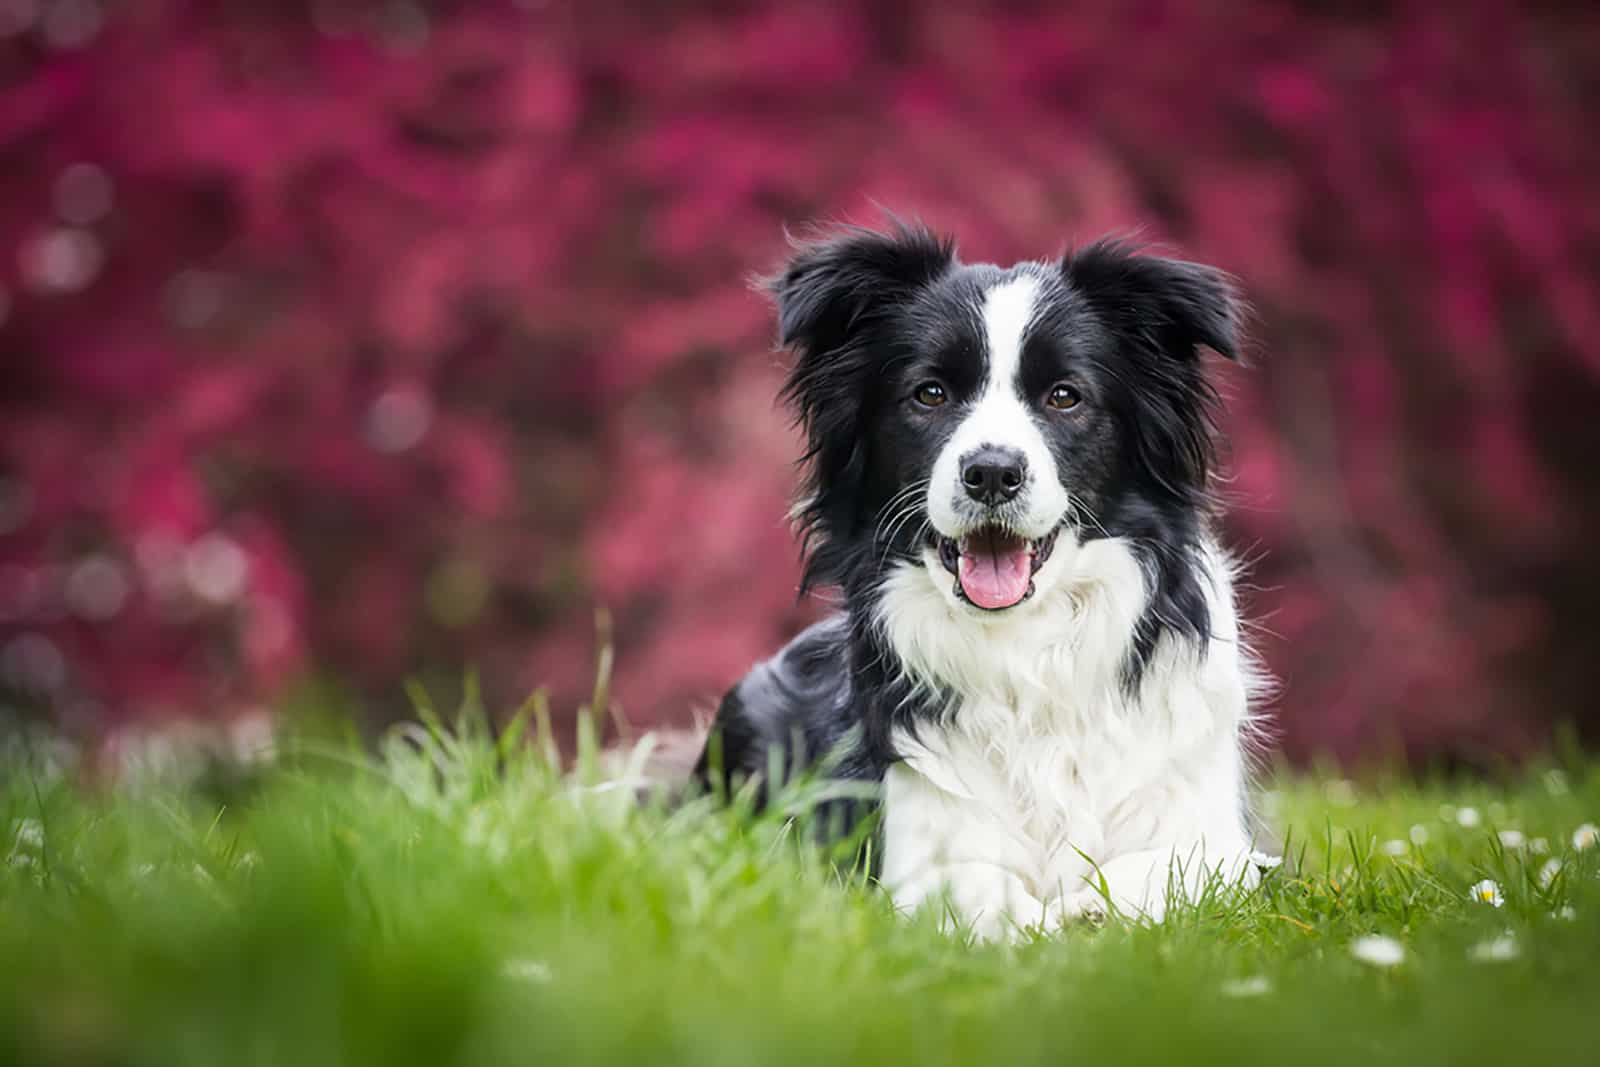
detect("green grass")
(2, 700), (1598, 1067)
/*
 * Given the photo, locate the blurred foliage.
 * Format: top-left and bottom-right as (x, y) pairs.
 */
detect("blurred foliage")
(1, 1), (1598, 762)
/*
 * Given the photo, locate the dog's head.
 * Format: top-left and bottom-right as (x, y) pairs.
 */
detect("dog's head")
(773, 222), (1241, 618)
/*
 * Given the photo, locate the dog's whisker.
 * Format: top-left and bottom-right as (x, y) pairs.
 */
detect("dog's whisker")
(1067, 497), (1110, 540)
(871, 480), (930, 546)
(872, 479), (933, 563)
(881, 500), (926, 550)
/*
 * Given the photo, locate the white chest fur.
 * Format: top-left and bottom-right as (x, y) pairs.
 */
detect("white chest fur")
(873, 535), (1260, 938)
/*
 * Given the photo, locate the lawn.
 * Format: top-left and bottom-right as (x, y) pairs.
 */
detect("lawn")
(2, 697), (1597, 1067)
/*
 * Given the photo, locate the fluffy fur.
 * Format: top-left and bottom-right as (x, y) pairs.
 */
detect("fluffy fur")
(692, 222), (1265, 939)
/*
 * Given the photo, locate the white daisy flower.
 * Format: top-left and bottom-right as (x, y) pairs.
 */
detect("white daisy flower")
(1529, 837), (1550, 855)
(1554, 906), (1577, 921)
(1539, 859), (1565, 889)
(501, 959), (553, 982)
(1350, 935), (1406, 968)
(1409, 824), (1430, 846)
(1573, 823), (1598, 852)
(1220, 975), (1272, 998)
(1497, 830), (1525, 850)
(1470, 935), (1519, 962)
(11, 819), (43, 850)
(1456, 807), (1482, 829)
(1248, 850), (1283, 871)
(1381, 839), (1409, 857)
(1469, 879), (1504, 907)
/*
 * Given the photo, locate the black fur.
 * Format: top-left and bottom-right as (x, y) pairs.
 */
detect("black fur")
(692, 223), (1242, 819)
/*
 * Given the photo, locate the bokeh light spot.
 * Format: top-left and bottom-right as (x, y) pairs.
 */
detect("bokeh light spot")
(53, 162), (115, 225)
(40, 0), (101, 49)
(365, 387), (433, 453)
(64, 555), (130, 621)
(163, 270), (227, 330)
(380, 1), (429, 54)
(20, 228), (104, 294)
(0, 0), (38, 38)
(183, 534), (250, 606)
(1, 632), (67, 694)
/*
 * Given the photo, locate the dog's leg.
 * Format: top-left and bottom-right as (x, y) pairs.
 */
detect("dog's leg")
(880, 762), (1046, 940)
(890, 861), (1047, 941)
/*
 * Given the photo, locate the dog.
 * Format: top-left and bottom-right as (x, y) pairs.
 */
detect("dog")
(692, 222), (1265, 939)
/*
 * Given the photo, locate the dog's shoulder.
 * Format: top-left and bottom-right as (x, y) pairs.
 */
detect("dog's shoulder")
(692, 615), (867, 793)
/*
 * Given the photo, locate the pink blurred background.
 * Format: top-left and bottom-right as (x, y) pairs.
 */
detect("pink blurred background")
(2, 1), (1598, 766)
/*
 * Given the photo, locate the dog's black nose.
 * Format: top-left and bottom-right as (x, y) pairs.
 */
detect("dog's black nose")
(960, 446), (1026, 506)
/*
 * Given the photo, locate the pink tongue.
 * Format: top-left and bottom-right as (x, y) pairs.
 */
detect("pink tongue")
(957, 532), (1032, 610)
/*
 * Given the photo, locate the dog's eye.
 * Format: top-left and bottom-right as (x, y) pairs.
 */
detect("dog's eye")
(913, 381), (948, 408)
(1046, 383), (1082, 411)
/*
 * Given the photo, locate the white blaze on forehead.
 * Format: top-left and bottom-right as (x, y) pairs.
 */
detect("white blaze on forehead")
(979, 274), (1041, 396)
(924, 270), (1070, 542)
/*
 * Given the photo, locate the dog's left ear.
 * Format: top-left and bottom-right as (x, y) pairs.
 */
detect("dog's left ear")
(1062, 240), (1242, 362)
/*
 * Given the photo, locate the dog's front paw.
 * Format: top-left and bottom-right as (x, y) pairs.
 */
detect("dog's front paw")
(1044, 880), (1173, 928)
(892, 861), (1049, 943)
(1044, 886), (1111, 928)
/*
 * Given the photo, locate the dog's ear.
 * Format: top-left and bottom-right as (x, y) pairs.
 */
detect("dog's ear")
(1062, 239), (1242, 362)
(769, 222), (955, 361)
(1062, 240), (1244, 497)
(771, 221), (955, 445)
(766, 222), (955, 591)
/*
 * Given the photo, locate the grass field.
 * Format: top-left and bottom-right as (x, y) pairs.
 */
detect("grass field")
(3, 698), (1598, 1067)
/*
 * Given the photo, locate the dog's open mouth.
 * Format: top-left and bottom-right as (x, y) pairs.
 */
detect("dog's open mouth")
(931, 524), (1060, 611)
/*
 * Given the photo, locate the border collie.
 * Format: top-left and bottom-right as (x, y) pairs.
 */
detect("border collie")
(693, 222), (1264, 939)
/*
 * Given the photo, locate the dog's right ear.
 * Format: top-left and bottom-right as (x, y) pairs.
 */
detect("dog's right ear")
(767, 222), (955, 592)
(769, 223), (956, 358)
